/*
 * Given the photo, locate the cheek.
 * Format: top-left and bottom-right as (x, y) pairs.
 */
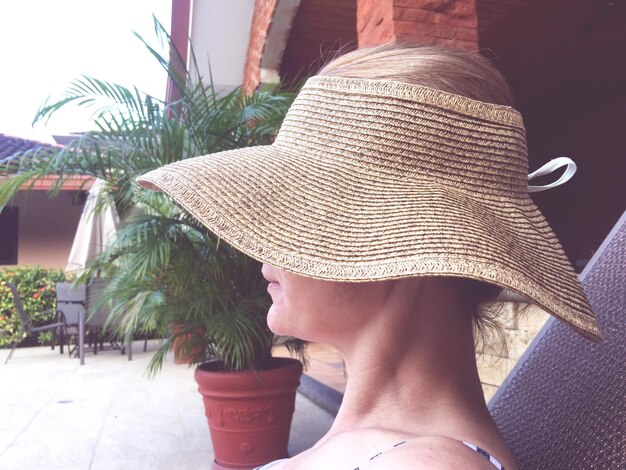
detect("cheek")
(266, 280), (380, 341)
(266, 280), (323, 338)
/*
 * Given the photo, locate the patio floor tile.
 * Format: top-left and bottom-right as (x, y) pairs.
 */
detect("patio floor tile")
(0, 341), (334, 469)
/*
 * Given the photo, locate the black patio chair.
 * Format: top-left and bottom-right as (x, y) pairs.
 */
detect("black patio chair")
(84, 277), (123, 354)
(56, 278), (148, 361)
(4, 281), (68, 364)
(85, 277), (149, 359)
(56, 278), (121, 359)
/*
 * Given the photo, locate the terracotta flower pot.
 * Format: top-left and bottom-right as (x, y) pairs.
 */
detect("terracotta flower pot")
(194, 357), (303, 469)
(168, 323), (205, 364)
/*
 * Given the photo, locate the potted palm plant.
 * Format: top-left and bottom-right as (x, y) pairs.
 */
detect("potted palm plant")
(0, 18), (307, 469)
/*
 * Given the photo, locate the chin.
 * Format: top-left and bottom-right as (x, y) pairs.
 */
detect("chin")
(266, 304), (308, 339)
(266, 304), (287, 336)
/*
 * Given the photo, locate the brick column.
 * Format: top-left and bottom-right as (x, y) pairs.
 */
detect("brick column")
(243, 0), (279, 95)
(357, 0), (478, 51)
(166, 0), (191, 105)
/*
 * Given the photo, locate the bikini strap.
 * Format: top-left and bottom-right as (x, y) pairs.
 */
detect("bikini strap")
(354, 440), (505, 469)
(462, 441), (505, 470)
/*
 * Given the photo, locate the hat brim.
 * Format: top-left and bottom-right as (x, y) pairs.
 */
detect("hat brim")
(136, 143), (601, 342)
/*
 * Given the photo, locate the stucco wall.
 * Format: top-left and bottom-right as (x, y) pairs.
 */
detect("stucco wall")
(476, 302), (550, 402)
(1, 190), (84, 270)
(190, 0), (255, 90)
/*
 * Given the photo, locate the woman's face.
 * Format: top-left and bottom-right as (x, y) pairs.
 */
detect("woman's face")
(261, 263), (396, 343)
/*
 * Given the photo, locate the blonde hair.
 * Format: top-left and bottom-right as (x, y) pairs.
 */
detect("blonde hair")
(315, 41), (516, 353)
(317, 41), (515, 107)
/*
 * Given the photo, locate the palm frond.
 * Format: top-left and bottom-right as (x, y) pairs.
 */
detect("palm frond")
(2, 18), (307, 373)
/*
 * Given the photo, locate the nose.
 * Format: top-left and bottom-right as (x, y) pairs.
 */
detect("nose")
(261, 264), (279, 283)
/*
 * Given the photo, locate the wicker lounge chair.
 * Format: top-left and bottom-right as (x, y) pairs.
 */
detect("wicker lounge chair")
(488, 210), (626, 469)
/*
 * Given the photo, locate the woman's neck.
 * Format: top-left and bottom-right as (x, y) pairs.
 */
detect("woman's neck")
(324, 278), (499, 440)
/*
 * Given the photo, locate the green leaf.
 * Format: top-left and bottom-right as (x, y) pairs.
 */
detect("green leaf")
(7, 17), (307, 374)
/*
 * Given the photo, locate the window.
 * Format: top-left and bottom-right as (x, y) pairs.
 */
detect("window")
(0, 206), (18, 264)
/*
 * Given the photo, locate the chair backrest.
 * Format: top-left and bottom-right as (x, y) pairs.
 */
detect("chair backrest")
(55, 282), (87, 325)
(85, 277), (110, 328)
(488, 210), (626, 469)
(55, 301), (84, 324)
(5, 282), (31, 331)
(55, 282), (86, 303)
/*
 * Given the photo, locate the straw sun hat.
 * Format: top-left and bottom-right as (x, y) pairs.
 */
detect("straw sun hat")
(136, 75), (602, 343)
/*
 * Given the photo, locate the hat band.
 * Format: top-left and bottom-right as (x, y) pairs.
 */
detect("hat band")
(275, 76), (530, 198)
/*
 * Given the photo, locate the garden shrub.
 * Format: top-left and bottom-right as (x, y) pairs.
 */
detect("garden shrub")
(0, 266), (69, 348)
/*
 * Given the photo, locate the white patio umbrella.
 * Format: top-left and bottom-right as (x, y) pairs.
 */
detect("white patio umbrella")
(66, 178), (120, 275)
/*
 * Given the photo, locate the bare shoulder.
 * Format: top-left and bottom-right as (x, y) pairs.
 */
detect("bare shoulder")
(364, 436), (503, 470)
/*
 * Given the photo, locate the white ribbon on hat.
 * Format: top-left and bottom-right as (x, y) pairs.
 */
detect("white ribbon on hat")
(527, 157), (577, 193)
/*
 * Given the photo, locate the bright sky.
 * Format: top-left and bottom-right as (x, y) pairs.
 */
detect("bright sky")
(0, 0), (171, 144)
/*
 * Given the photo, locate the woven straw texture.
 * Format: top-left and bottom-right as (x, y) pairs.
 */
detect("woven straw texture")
(489, 211), (625, 469)
(136, 75), (601, 342)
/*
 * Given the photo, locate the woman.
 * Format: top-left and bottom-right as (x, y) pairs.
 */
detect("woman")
(137, 43), (602, 469)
